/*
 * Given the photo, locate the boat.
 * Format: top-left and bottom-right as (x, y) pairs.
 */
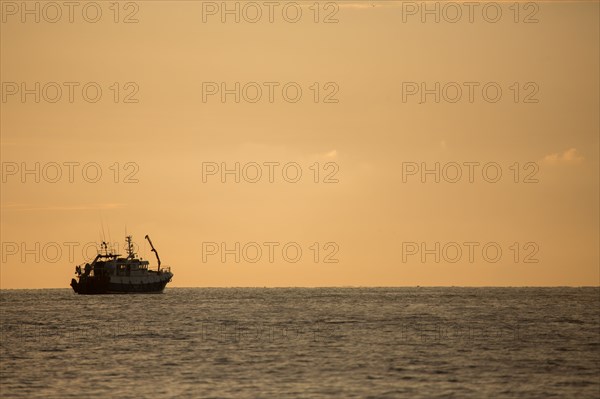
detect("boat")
(70, 235), (173, 295)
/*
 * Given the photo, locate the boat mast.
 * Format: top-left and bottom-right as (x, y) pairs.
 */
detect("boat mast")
(126, 235), (135, 259)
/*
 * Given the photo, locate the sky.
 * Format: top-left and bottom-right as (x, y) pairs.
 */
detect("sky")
(1, 0), (598, 288)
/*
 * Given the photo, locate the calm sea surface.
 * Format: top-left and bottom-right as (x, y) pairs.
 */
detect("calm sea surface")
(1, 287), (599, 398)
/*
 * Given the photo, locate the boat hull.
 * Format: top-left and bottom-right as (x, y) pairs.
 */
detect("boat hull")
(71, 276), (170, 295)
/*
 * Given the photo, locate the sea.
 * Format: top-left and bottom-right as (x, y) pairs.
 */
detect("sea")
(1, 287), (599, 398)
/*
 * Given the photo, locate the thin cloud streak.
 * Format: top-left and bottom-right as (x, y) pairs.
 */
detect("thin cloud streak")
(1, 203), (126, 212)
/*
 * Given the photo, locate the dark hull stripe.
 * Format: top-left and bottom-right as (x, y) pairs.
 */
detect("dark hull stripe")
(71, 278), (170, 295)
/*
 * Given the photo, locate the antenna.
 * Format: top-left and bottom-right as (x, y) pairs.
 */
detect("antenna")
(107, 223), (112, 253)
(101, 219), (106, 242)
(99, 214), (107, 255)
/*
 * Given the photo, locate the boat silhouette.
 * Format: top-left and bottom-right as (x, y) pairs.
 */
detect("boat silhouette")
(70, 235), (173, 295)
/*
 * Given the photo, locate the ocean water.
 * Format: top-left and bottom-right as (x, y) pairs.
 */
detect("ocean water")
(1, 287), (598, 398)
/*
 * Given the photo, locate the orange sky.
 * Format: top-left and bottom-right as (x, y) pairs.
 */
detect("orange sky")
(1, 0), (598, 288)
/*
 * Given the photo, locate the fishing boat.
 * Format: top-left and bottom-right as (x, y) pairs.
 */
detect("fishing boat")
(70, 235), (173, 295)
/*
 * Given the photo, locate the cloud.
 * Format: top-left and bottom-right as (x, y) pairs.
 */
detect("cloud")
(336, 0), (574, 10)
(543, 148), (584, 164)
(325, 149), (338, 158)
(311, 149), (338, 159)
(1, 203), (126, 211)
